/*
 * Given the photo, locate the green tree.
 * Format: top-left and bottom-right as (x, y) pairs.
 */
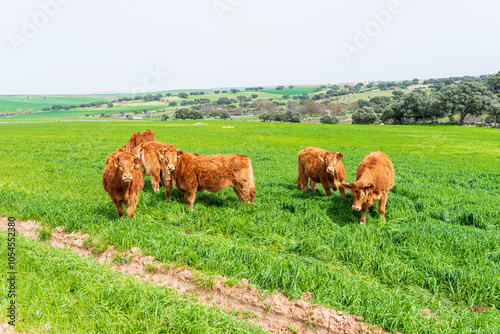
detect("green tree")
(276, 85), (285, 90)
(358, 99), (370, 107)
(392, 90), (404, 100)
(352, 107), (378, 124)
(439, 81), (498, 125)
(251, 94), (258, 99)
(161, 114), (169, 121)
(169, 101), (178, 106)
(216, 97), (231, 105)
(178, 92), (188, 98)
(283, 110), (301, 123)
(320, 115), (340, 124)
(175, 108), (189, 120)
(210, 110), (221, 118)
(485, 103), (500, 126)
(220, 111), (230, 119)
(282, 94), (291, 99)
(487, 71), (500, 94)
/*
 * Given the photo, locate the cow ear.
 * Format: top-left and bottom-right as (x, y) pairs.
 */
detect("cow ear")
(137, 149), (144, 160)
(337, 153), (344, 160)
(365, 184), (374, 190)
(107, 153), (119, 167)
(177, 151), (183, 156)
(342, 182), (351, 190)
(134, 156), (142, 167)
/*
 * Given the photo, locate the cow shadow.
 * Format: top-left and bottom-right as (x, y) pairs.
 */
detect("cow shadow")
(95, 204), (121, 220)
(326, 196), (383, 226)
(195, 193), (239, 208)
(274, 183), (326, 199)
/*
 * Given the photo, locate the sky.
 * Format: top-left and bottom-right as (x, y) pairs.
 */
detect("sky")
(0, 0), (499, 94)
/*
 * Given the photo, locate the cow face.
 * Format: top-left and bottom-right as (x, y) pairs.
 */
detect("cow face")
(161, 149), (183, 172)
(113, 153), (142, 183)
(324, 151), (344, 174)
(342, 182), (374, 210)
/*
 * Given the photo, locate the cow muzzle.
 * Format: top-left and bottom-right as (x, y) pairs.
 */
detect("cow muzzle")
(167, 165), (175, 171)
(352, 206), (362, 211)
(122, 174), (133, 182)
(326, 167), (334, 174)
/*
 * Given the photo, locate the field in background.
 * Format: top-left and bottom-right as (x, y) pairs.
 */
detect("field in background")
(0, 84), (431, 123)
(0, 121), (499, 333)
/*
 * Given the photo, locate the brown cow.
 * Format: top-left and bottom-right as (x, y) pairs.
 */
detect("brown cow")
(342, 150), (394, 224)
(297, 146), (346, 197)
(103, 151), (144, 219)
(159, 149), (256, 209)
(132, 141), (177, 197)
(128, 129), (155, 150)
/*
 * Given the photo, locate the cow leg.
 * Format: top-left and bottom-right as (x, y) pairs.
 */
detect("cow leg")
(378, 194), (388, 220)
(360, 206), (368, 224)
(322, 184), (332, 197)
(183, 189), (196, 210)
(110, 196), (125, 218)
(126, 195), (139, 220)
(297, 164), (306, 190)
(162, 171), (173, 201)
(151, 168), (161, 194)
(310, 180), (317, 193)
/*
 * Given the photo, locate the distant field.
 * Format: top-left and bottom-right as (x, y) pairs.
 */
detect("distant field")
(0, 94), (116, 112)
(0, 121), (499, 333)
(336, 89), (399, 103)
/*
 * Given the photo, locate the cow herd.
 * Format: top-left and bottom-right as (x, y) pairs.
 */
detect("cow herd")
(103, 129), (395, 224)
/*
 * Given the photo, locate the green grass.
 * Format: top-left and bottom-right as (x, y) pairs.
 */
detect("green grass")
(0, 233), (267, 333)
(1, 121), (500, 333)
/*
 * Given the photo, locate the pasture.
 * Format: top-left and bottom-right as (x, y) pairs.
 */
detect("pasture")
(1, 121), (499, 333)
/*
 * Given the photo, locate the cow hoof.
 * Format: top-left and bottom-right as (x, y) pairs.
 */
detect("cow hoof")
(359, 221), (366, 225)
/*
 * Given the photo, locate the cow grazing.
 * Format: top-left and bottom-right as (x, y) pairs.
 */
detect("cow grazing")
(159, 149), (256, 209)
(132, 141), (177, 197)
(103, 151), (144, 219)
(297, 146), (346, 197)
(128, 129), (155, 150)
(342, 150), (394, 224)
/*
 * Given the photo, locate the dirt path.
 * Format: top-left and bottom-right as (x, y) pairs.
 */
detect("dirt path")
(0, 218), (399, 334)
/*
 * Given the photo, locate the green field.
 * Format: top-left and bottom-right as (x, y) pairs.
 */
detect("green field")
(1, 121), (500, 333)
(0, 233), (266, 333)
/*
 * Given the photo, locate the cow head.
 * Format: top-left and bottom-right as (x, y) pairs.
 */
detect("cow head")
(324, 151), (344, 174)
(342, 182), (374, 211)
(111, 152), (142, 184)
(160, 148), (182, 172)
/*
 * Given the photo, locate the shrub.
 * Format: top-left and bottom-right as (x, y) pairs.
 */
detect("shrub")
(320, 115), (340, 124)
(352, 107), (378, 124)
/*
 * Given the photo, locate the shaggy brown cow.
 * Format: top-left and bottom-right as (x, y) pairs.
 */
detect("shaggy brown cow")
(297, 146), (346, 197)
(159, 149), (255, 209)
(103, 151), (144, 219)
(128, 129), (155, 150)
(132, 141), (177, 197)
(342, 150), (394, 224)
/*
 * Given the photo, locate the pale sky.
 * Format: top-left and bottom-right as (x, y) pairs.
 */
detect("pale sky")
(0, 0), (498, 94)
